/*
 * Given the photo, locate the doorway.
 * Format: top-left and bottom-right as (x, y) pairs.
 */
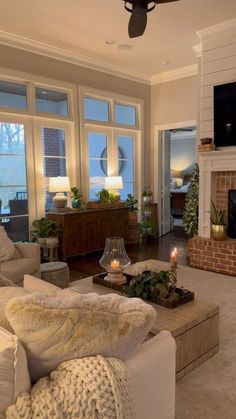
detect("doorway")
(154, 122), (196, 236)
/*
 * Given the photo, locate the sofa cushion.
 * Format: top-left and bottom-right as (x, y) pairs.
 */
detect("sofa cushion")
(0, 227), (15, 262)
(24, 274), (75, 299)
(6, 292), (156, 382)
(1, 258), (38, 284)
(0, 274), (14, 287)
(0, 326), (31, 419)
(0, 287), (27, 333)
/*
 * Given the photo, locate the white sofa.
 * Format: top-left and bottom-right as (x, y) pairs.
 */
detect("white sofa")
(125, 331), (176, 419)
(0, 274), (176, 418)
(0, 243), (41, 285)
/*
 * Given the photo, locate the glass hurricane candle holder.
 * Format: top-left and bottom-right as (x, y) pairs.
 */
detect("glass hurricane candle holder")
(99, 237), (131, 284)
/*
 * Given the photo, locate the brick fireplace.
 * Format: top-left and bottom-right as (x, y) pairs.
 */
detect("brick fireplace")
(188, 151), (236, 276)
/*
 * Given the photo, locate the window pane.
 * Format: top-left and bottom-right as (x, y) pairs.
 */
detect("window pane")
(88, 132), (107, 198)
(84, 98), (109, 122)
(36, 88), (68, 116)
(0, 122), (28, 241)
(41, 127), (67, 211)
(118, 136), (133, 159)
(88, 132), (107, 158)
(118, 135), (134, 200)
(115, 104), (136, 126)
(0, 80), (27, 110)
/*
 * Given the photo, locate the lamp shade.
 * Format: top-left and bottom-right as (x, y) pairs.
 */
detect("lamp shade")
(48, 177), (71, 193)
(105, 176), (123, 190)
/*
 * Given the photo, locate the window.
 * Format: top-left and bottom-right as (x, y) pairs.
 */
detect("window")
(117, 135), (134, 199)
(0, 80), (27, 110)
(41, 127), (67, 210)
(84, 97), (109, 122)
(82, 91), (141, 201)
(36, 88), (68, 116)
(0, 122), (29, 241)
(115, 103), (136, 126)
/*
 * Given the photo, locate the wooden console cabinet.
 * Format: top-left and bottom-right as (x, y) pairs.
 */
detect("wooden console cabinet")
(47, 208), (129, 260)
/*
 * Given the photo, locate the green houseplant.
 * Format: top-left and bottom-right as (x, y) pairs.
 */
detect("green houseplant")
(71, 186), (84, 209)
(96, 189), (116, 204)
(31, 218), (62, 245)
(210, 200), (227, 241)
(142, 186), (153, 203)
(125, 194), (139, 244)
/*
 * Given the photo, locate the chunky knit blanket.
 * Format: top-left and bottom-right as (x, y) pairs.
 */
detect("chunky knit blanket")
(6, 355), (135, 419)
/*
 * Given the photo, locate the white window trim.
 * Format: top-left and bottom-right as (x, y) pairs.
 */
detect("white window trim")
(79, 86), (143, 202)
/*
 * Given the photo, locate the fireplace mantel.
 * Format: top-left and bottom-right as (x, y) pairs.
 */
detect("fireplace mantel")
(198, 149), (236, 238)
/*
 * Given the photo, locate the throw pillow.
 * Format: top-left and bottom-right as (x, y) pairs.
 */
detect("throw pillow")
(6, 292), (156, 382)
(0, 227), (15, 262)
(24, 274), (76, 299)
(0, 287), (27, 333)
(0, 326), (31, 419)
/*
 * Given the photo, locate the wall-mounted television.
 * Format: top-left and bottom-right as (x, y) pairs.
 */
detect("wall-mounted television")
(214, 81), (236, 147)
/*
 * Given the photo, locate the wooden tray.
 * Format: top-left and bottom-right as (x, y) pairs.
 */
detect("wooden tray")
(92, 272), (194, 308)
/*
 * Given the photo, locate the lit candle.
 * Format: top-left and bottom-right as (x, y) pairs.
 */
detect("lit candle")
(174, 247), (178, 262)
(111, 259), (120, 270)
(171, 250), (176, 264)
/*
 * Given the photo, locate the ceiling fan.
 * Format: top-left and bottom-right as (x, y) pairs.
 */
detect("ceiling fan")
(123, 0), (180, 38)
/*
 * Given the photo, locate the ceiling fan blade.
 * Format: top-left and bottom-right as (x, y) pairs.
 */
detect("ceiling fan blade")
(128, 5), (147, 38)
(156, 0), (179, 3)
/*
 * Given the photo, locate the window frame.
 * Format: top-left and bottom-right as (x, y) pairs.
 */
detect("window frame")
(79, 86), (143, 202)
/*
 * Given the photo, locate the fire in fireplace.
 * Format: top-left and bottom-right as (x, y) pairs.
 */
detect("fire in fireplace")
(228, 189), (236, 238)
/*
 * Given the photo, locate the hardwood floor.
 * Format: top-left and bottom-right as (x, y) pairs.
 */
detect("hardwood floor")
(68, 226), (189, 281)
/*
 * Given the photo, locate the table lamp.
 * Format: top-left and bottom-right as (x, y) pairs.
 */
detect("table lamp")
(48, 176), (71, 209)
(99, 237), (131, 284)
(105, 176), (123, 200)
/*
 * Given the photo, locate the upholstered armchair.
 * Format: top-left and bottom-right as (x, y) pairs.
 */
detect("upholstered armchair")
(0, 243), (41, 285)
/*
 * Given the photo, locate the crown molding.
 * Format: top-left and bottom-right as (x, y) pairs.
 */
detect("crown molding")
(0, 29), (151, 85)
(150, 64), (198, 85)
(197, 18), (236, 41)
(0, 29), (199, 87)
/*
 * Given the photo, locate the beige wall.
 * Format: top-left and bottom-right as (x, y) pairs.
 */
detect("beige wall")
(151, 75), (198, 127)
(150, 75), (198, 194)
(0, 44), (151, 186)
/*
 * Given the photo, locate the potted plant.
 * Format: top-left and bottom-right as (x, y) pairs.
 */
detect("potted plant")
(210, 201), (227, 241)
(71, 186), (84, 209)
(46, 220), (62, 246)
(142, 186), (153, 203)
(125, 194), (138, 224)
(30, 218), (52, 244)
(96, 189), (116, 204)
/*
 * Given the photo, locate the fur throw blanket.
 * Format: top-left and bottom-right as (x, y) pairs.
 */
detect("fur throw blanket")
(6, 355), (135, 419)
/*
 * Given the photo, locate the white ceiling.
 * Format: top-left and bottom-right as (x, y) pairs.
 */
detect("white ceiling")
(0, 0), (235, 79)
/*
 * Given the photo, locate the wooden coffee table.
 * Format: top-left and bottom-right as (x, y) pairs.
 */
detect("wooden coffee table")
(70, 272), (219, 380)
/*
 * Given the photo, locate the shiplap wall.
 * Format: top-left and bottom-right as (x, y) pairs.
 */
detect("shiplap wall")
(199, 26), (236, 141)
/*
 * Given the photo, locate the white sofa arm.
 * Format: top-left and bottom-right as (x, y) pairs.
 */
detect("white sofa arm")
(125, 331), (176, 419)
(15, 243), (40, 265)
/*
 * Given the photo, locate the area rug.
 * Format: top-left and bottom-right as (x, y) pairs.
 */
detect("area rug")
(70, 261), (236, 419)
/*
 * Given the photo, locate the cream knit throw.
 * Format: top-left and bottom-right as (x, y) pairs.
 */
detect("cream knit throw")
(6, 355), (135, 419)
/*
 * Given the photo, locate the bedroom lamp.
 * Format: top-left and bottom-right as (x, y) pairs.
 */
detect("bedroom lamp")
(48, 176), (71, 209)
(174, 178), (183, 188)
(105, 176), (123, 200)
(99, 237), (131, 284)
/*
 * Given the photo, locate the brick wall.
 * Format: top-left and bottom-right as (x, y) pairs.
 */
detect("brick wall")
(188, 237), (236, 276)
